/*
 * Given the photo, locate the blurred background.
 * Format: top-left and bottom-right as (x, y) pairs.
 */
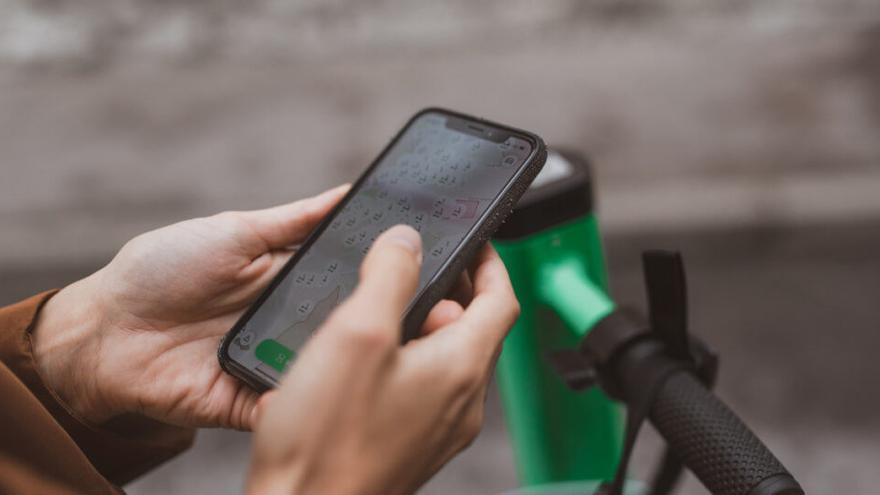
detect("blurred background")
(2, 1), (879, 493)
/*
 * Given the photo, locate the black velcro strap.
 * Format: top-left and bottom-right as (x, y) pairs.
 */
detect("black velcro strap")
(643, 250), (690, 363)
(596, 356), (687, 495)
(545, 349), (598, 392)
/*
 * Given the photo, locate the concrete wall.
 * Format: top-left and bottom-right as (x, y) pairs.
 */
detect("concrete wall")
(1, 1), (879, 266)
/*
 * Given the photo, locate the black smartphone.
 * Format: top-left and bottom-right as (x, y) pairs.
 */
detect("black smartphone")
(218, 108), (546, 391)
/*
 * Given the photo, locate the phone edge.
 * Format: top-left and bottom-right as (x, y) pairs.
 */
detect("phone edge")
(218, 107), (547, 390)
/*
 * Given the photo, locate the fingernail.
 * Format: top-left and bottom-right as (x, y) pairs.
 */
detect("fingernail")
(306, 184), (351, 214)
(329, 183), (351, 197)
(321, 184), (350, 203)
(387, 225), (422, 264)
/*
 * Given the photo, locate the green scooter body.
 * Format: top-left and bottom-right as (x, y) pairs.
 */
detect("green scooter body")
(492, 151), (622, 488)
(494, 215), (621, 485)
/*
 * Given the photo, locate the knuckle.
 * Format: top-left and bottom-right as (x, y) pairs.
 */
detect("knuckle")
(449, 361), (483, 395)
(507, 297), (522, 323)
(210, 210), (250, 233)
(334, 317), (395, 352)
(117, 232), (156, 266)
(283, 200), (312, 224)
(119, 233), (146, 256)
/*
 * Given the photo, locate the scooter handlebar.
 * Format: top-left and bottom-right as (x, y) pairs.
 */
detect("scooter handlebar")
(647, 368), (804, 495)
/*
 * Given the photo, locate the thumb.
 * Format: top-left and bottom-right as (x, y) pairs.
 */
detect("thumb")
(237, 184), (350, 251)
(330, 225), (423, 342)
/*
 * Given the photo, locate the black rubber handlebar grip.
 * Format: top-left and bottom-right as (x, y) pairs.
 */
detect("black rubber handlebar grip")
(649, 371), (804, 495)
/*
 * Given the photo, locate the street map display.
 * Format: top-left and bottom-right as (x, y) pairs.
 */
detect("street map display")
(228, 112), (532, 383)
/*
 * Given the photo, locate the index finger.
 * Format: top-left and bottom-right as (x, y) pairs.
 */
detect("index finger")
(451, 244), (521, 349)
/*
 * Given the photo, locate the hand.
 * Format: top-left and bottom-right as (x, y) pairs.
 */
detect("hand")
(31, 185), (350, 429)
(247, 225), (520, 495)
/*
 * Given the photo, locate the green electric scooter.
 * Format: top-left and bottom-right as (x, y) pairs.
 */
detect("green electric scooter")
(491, 150), (804, 495)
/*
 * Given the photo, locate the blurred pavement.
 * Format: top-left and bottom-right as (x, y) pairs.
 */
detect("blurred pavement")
(3, 222), (879, 494)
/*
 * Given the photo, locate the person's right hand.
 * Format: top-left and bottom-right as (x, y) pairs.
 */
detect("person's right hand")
(247, 225), (520, 495)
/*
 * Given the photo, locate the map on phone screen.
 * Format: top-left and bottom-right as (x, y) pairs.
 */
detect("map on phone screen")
(228, 112), (533, 383)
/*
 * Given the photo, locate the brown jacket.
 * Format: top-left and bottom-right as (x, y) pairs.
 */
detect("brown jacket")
(0, 292), (195, 494)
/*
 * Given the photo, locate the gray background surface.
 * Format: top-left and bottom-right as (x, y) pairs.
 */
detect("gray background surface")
(2, 1), (879, 493)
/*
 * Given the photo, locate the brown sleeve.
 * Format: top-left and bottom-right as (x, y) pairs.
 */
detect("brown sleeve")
(0, 292), (196, 492)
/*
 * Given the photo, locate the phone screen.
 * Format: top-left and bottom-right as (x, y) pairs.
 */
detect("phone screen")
(226, 110), (534, 383)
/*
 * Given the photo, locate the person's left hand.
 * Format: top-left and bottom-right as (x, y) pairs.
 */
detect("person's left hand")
(32, 185), (350, 430)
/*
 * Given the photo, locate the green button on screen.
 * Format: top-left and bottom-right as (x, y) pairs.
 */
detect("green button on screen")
(255, 339), (294, 372)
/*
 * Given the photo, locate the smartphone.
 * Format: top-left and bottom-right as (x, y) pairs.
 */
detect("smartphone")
(218, 108), (546, 391)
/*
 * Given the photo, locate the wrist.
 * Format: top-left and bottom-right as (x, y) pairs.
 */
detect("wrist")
(246, 462), (310, 495)
(247, 459), (363, 495)
(31, 271), (116, 424)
